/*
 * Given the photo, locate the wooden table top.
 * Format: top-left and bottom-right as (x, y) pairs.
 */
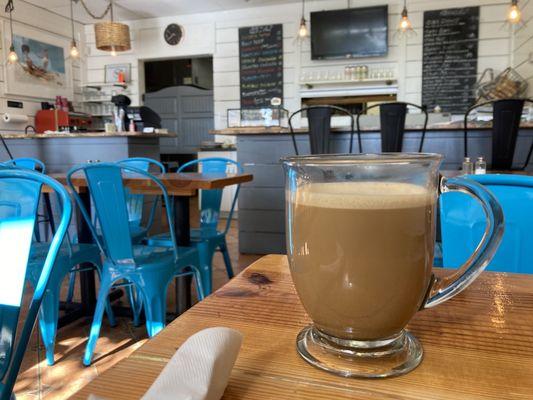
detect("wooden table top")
(49, 172), (253, 196)
(72, 255), (533, 400)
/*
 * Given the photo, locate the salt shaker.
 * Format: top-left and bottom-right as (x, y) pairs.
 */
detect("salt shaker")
(462, 157), (474, 175)
(474, 156), (486, 174)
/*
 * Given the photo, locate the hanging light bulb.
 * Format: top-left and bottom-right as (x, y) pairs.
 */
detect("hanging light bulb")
(110, 46), (117, 57)
(507, 0), (521, 24)
(298, 17), (309, 38)
(7, 45), (18, 63)
(396, 0), (415, 37)
(296, 0), (309, 41)
(5, 0), (18, 64)
(68, 0), (80, 59)
(70, 40), (80, 58)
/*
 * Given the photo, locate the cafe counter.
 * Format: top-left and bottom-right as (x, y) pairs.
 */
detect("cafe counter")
(0, 131), (176, 173)
(212, 123), (533, 254)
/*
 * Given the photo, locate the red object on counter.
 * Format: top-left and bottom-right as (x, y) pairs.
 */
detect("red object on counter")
(35, 109), (92, 133)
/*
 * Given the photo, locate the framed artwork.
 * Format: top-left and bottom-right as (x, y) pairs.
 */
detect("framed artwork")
(105, 63), (131, 83)
(4, 22), (73, 99)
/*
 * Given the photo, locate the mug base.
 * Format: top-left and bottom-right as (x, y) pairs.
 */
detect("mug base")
(296, 325), (423, 378)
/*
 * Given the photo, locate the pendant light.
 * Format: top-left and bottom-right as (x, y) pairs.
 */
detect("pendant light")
(297, 0), (309, 40)
(507, 0), (521, 25)
(94, 0), (131, 54)
(397, 0), (415, 37)
(5, 0), (18, 64)
(69, 0), (80, 59)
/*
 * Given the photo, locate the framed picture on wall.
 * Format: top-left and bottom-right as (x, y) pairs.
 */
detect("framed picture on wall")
(105, 63), (131, 83)
(3, 22), (73, 99)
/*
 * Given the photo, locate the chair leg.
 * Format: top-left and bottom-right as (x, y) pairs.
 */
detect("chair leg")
(66, 271), (76, 303)
(137, 272), (172, 337)
(196, 241), (215, 295)
(220, 238), (234, 279)
(83, 272), (114, 366)
(190, 265), (205, 301)
(38, 285), (61, 366)
(126, 284), (142, 327)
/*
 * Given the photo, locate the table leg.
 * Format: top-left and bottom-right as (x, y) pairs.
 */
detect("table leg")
(58, 190), (97, 328)
(173, 195), (192, 315)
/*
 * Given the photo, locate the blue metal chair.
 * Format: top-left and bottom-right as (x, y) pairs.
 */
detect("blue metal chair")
(440, 174), (533, 273)
(66, 158), (166, 313)
(0, 160), (115, 366)
(0, 169), (71, 400)
(149, 157), (242, 294)
(67, 163), (205, 366)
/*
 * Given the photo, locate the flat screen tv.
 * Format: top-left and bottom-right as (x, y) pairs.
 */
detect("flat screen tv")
(311, 5), (388, 60)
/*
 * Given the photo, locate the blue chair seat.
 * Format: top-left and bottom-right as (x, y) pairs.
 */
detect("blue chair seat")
(132, 245), (198, 267)
(130, 223), (149, 244)
(441, 174), (533, 274)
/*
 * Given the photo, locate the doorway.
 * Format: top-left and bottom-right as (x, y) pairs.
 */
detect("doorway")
(142, 57), (214, 165)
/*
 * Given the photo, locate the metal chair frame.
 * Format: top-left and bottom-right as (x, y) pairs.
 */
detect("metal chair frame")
(356, 101), (428, 153)
(288, 105), (359, 155)
(464, 98), (533, 170)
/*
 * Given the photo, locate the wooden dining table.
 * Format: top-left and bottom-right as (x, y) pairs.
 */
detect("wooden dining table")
(50, 171), (253, 325)
(72, 254), (533, 399)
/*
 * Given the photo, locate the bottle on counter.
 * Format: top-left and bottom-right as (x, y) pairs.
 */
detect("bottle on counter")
(462, 157), (474, 175)
(129, 119), (136, 132)
(475, 156), (487, 174)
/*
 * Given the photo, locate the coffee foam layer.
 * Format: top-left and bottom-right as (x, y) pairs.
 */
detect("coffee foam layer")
(292, 181), (435, 210)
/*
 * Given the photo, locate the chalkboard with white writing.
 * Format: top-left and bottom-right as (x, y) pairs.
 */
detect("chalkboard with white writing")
(422, 7), (479, 114)
(239, 24), (283, 109)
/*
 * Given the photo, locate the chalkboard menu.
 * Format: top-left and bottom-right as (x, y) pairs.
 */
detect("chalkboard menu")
(239, 24), (283, 109)
(422, 7), (479, 114)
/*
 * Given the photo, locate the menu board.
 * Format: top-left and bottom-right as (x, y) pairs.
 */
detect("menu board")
(239, 24), (283, 109)
(422, 7), (479, 114)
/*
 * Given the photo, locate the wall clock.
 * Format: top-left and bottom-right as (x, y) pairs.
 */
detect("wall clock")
(164, 24), (183, 46)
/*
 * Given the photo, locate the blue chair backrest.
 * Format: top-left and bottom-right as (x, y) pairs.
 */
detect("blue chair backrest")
(116, 158), (165, 227)
(2, 158), (46, 173)
(0, 169), (71, 399)
(67, 163), (178, 264)
(440, 174), (533, 273)
(178, 158), (243, 234)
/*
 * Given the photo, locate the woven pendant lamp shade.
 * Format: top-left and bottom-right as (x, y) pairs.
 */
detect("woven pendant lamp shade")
(94, 22), (131, 52)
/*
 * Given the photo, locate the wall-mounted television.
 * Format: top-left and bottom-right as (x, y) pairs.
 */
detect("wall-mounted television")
(311, 5), (388, 60)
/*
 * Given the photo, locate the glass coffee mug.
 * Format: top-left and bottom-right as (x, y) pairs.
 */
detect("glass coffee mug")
(283, 153), (504, 378)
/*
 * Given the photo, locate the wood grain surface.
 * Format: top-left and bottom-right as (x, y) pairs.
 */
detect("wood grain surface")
(71, 255), (533, 399)
(50, 172), (253, 196)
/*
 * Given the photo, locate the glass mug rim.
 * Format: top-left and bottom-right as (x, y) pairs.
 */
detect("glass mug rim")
(282, 152), (443, 167)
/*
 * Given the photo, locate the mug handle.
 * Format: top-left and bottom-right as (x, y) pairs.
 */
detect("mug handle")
(423, 176), (504, 309)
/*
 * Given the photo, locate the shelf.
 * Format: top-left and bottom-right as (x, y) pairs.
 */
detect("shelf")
(299, 78), (397, 86)
(82, 82), (128, 90)
(80, 99), (113, 103)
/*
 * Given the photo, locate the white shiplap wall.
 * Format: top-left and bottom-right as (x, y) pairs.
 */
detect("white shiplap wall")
(83, 0), (522, 132)
(0, 1), (85, 133)
(513, 0), (533, 96)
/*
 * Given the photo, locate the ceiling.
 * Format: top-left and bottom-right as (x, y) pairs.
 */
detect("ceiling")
(24, 0), (304, 24)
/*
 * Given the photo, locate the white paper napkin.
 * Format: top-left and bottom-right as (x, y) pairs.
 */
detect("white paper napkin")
(142, 327), (243, 400)
(88, 327), (243, 400)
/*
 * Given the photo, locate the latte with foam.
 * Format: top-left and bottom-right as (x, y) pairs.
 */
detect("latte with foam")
(288, 181), (436, 340)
